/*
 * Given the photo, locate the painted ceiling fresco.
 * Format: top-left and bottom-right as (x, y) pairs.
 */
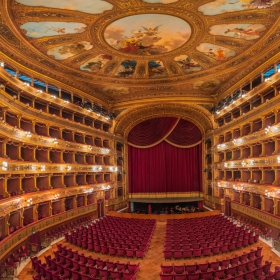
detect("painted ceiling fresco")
(209, 24), (266, 40)
(104, 14), (191, 55)
(198, 0), (278, 15)
(142, 0), (179, 3)
(80, 55), (113, 73)
(196, 43), (236, 61)
(4, 0), (279, 101)
(16, 0), (113, 14)
(174, 56), (202, 73)
(47, 41), (93, 60)
(20, 22), (87, 38)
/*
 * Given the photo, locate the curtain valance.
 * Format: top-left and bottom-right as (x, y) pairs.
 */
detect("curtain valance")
(128, 117), (202, 148)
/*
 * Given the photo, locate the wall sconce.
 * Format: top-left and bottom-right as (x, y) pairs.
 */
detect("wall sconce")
(53, 194), (60, 199)
(0, 62), (4, 67)
(101, 185), (110, 190)
(265, 189), (271, 197)
(84, 188), (93, 194)
(66, 166), (71, 171)
(277, 156), (280, 164)
(26, 198), (33, 206)
(51, 95), (56, 99)
(37, 89), (43, 93)
(53, 138), (58, 144)
(25, 131), (31, 138)
(41, 165), (46, 171)
(98, 166), (102, 171)
(88, 146), (93, 151)
(23, 82), (30, 87)
(64, 100), (69, 104)
(265, 126), (271, 134)
(1, 161), (8, 171)
(241, 161), (246, 167)
(13, 95), (17, 100)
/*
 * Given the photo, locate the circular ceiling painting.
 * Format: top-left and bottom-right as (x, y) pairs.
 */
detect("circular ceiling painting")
(104, 14), (191, 55)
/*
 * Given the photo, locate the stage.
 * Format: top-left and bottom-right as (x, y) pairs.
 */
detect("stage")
(127, 197), (203, 203)
(108, 210), (221, 221)
(126, 197), (204, 215)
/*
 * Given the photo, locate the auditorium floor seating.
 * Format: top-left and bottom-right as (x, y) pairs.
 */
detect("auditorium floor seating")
(17, 219), (280, 280)
(65, 216), (156, 258)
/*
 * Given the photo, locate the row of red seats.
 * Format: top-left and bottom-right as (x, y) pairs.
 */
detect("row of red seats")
(165, 226), (249, 237)
(66, 216), (155, 258)
(166, 227), (251, 242)
(165, 235), (259, 250)
(165, 215), (259, 258)
(33, 243), (140, 280)
(66, 234), (149, 253)
(159, 261), (275, 280)
(162, 248), (263, 274)
(5, 244), (30, 268)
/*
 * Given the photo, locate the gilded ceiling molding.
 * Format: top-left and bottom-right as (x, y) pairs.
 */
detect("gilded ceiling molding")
(114, 103), (214, 137)
(0, 0), (279, 103)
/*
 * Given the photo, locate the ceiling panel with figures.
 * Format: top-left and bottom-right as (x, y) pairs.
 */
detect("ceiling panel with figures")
(0, 0), (279, 105)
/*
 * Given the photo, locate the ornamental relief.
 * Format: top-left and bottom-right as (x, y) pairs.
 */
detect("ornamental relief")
(114, 103), (213, 136)
(0, 0), (279, 103)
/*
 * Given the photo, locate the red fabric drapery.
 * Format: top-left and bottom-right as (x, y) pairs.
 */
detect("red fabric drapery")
(128, 117), (202, 193)
(128, 117), (178, 147)
(128, 117), (201, 147)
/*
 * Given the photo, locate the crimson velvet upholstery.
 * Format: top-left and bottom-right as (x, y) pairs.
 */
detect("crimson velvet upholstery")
(128, 117), (202, 193)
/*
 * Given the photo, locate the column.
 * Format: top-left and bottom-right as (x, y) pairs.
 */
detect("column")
(240, 191), (244, 204)
(73, 174), (78, 186)
(2, 176), (10, 197)
(260, 195), (265, 211)
(259, 141), (265, 157)
(19, 175), (24, 194)
(249, 192), (253, 207)
(19, 208), (24, 227)
(33, 175), (38, 191)
(18, 143), (23, 161)
(1, 139), (8, 159)
(260, 169), (265, 184)
(5, 214), (10, 236)
(272, 137), (278, 155)
(273, 198), (278, 216)
(33, 204), (39, 221)
(247, 146), (253, 158)
(73, 195), (77, 209)
(48, 175), (52, 189)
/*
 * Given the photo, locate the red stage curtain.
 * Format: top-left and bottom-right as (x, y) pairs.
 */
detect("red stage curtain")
(128, 117), (178, 147)
(166, 119), (202, 147)
(128, 141), (202, 193)
(128, 117), (202, 193)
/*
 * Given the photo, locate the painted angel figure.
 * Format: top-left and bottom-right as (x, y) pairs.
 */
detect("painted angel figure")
(45, 26), (66, 34)
(245, 0), (274, 8)
(141, 25), (162, 36)
(225, 26), (266, 38)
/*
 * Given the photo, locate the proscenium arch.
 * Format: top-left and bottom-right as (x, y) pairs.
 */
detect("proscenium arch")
(114, 103), (214, 139)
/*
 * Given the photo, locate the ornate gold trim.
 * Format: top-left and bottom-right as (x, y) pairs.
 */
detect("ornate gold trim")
(0, 204), (97, 261)
(231, 202), (280, 230)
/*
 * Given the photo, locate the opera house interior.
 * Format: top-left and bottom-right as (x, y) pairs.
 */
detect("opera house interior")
(1, 0), (280, 279)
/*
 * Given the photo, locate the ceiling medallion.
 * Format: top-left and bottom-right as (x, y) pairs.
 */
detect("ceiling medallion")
(103, 14), (191, 56)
